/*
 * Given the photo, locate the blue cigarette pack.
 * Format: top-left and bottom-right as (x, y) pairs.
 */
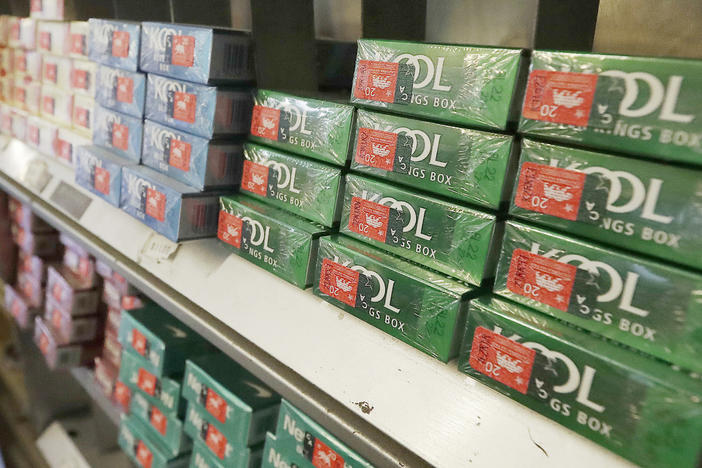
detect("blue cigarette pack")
(95, 64), (146, 118)
(141, 120), (243, 191)
(93, 105), (143, 162)
(140, 22), (254, 85)
(145, 74), (252, 139)
(75, 145), (135, 207)
(120, 165), (226, 242)
(88, 19), (141, 72)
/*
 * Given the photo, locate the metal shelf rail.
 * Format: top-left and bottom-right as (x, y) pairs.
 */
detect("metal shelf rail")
(0, 137), (635, 467)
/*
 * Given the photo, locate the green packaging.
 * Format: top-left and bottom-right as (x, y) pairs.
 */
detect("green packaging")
(218, 196), (328, 288)
(181, 354), (280, 448)
(240, 143), (344, 227)
(260, 433), (293, 468)
(350, 109), (516, 209)
(119, 349), (185, 416)
(118, 415), (190, 468)
(183, 401), (256, 465)
(249, 89), (354, 166)
(458, 297), (702, 468)
(190, 440), (262, 468)
(313, 236), (474, 362)
(131, 390), (191, 457)
(341, 174), (499, 285)
(272, 400), (373, 468)
(494, 221), (702, 373)
(118, 304), (216, 377)
(351, 39), (524, 130)
(509, 139), (702, 270)
(519, 50), (702, 165)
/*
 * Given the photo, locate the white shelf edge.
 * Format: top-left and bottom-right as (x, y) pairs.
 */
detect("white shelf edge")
(0, 138), (635, 468)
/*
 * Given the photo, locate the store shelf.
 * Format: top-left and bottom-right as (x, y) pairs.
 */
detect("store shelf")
(0, 137), (635, 468)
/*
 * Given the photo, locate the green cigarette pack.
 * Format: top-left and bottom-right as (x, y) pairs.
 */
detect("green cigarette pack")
(120, 349), (185, 416)
(218, 196), (328, 289)
(271, 400), (373, 468)
(494, 221), (702, 373)
(118, 304), (216, 377)
(119, 415), (190, 468)
(240, 143), (344, 226)
(313, 236), (474, 362)
(458, 296), (702, 468)
(183, 401), (257, 465)
(249, 90), (354, 166)
(509, 139), (702, 270)
(519, 50), (702, 165)
(341, 174), (499, 285)
(260, 433), (294, 468)
(351, 39), (524, 130)
(350, 109), (516, 209)
(190, 440), (262, 468)
(181, 355), (280, 448)
(131, 391), (191, 457)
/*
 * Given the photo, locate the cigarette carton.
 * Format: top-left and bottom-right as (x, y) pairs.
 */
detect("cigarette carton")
(37, 20), (69, 56)
(519, 50), (702, 166)
(120, 165), (226, 242)
(11, 109), (27, 141)
(44, 297), (100, 344)
(34, 316), (100, 369)
(70, 59), (96, 97)
(0, 17), (8, 47)
(142, 120), (243, 190)
(18, 251), (56, 282)
(42, 54), (71, 90)
(119, 349), (185, 416)
(240, 143), (343, 226)
(94, 356), (119, 398)
(68, 21), (89, 59)
(494, 221), (702, 373)
(140, 22), (254, 85)
(30, 0), (69, 20)
(75, 145), (135, 206)
(218, 195), (328, 288)
(131, 391), (192, 457)
(102, 329), (122, 368)
(145, 74), (253, 139)
(458, 296), (702, 468)
(13, 49), (42, 82)
(46, 265), (99, 316)
(272, 400), (373, 468)
(192, 439), (262, 468)
(95, 64), (145, 117)
(92, 106), (142, 162)
(26, 115), (57, 156)
(41, 83), (73, 124)
(183, 402), (256, 465)
(56, 127), (90, 165)
(5, 284), (36, 329)
(114, 379), (132, 413)
(13, 79), (41, 115)
(509, 139), (702, 270)
(118, 416), (190, 468)
(351, 39), (524, 130)
(88, 19), (141, 72)
(72, 94), (93, 136)
(9, 17), (37, 50)
(351, 109), (515, 209)
(181, 354), (279, 448)
(249, 90), (353, 166)
(118, 305), (215, 377)
(341, 174), (499, 285)
(17, 271), (43, 308)
(314, 235), (474, 361)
